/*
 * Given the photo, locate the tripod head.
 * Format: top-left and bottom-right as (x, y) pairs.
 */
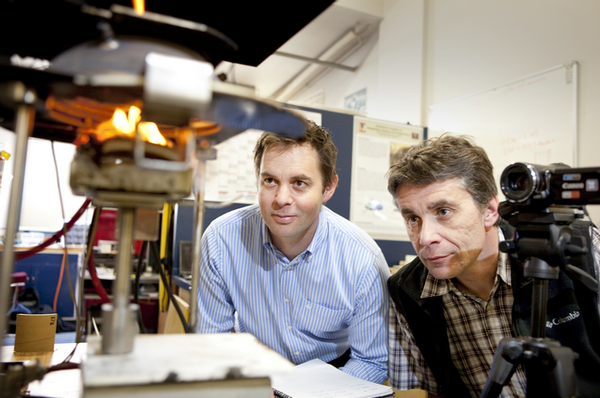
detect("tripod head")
(499, 202), (597, 293)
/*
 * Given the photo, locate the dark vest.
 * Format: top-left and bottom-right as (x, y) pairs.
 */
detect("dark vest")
(388, 220), (600, 398)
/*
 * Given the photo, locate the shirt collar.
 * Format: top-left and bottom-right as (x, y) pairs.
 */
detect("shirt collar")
(497, 227), (512, 286)
(260, 211), (272, 249)
(306, 206), (327, 255)
(421, 226), (511, 299)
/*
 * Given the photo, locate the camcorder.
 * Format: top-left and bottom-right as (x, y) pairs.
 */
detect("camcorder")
(500, 162), (600, 208)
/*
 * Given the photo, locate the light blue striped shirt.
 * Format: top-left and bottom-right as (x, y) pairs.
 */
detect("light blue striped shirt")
(197, 204), (390, 383)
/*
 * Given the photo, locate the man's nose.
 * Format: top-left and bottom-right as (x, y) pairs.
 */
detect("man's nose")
(419, 218), (441, 246)
(274, 184), (293, 207)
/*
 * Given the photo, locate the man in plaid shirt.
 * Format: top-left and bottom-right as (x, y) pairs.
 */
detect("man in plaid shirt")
(385, 134), (600, 398)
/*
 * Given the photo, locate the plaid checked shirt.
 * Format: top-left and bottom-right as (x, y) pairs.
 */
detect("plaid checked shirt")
(389, 226), (600, 398)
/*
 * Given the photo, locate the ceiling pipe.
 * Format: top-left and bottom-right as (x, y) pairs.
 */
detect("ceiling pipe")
(270, 22), (376, 103)
(273, 51), (357, 72)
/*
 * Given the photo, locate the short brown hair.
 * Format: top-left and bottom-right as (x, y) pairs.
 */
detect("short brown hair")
(386, 134), (497, 210)
(253, 119), (338, 190)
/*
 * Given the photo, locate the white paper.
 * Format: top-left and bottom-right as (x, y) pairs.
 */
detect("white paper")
(271, 359), (393, 398)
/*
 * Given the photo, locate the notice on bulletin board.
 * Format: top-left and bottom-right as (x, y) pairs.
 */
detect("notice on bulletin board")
(350, 117), (423, 241)
(204, 129), (263, 205)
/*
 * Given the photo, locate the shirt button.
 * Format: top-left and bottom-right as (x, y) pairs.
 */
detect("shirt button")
(288, 325), (293, 329)
(284, 298), (290, 303)
(286, 266), (292, 271)
(295, 351), (300, 356)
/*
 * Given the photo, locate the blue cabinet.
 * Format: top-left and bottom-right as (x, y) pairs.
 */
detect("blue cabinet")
(14, 251), (81, 319)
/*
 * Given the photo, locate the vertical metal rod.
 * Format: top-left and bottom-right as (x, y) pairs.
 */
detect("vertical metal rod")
(114, 208), (135, 309)
(531, 278), (548, 339)
(188, 155), (207, 331)
(0, 102), (34, 372)
(101, 207), (137, 354)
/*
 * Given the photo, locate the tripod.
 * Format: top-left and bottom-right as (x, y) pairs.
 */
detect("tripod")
(480, 205), (598, 398)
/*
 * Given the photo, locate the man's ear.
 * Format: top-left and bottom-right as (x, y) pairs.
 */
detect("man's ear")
(323, 174), (339, 203)
(484, 195), (500, 228)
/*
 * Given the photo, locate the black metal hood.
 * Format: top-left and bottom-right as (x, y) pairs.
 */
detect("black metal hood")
(0, 0), (335, 67)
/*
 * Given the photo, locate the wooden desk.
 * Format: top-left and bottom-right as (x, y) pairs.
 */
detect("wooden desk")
(392, 388), (428, 397)
(1, 343), (84, 398)
(383, 380), (427, 398)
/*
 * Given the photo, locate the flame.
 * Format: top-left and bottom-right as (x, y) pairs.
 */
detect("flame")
(95, 105), (171, 147)
(45, 97), (174, 148)
(139, 121), (169, 146)
(133, 0), (145, 15)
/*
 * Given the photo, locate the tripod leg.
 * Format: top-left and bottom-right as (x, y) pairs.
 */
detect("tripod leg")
(480, 337), (523, 398)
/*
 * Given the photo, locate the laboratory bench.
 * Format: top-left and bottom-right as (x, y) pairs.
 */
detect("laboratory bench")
(1, 342), (84, 398)
(1, 340), (426, 398)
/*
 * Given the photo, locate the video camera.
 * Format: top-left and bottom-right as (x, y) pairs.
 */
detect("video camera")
(500, 162), (600, 208)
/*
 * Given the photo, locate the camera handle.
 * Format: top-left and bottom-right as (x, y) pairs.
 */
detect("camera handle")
(480, 207), (598, 398)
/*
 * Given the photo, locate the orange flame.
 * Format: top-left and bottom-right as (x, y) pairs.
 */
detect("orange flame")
(133, 0), (145, 15)
(95, 105), (171, 147)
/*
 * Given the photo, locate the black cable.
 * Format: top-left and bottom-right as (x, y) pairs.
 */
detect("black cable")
(165, 208), (175, 276)
(133, 240), (147, 303)
(134, 240), (148, 334)
(149, 241), (191, 333)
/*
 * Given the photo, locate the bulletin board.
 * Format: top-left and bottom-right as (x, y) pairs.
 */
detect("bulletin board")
(428, 62), (578, 196)
(349, 117), (424, 242)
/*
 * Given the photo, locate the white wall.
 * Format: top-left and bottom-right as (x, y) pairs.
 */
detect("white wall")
(0, 128), (91, 234)
(373, 0), (424, 124)
(289, 0), (600, 222)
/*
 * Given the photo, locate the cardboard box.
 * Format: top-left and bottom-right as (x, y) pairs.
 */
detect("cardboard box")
(14, 313), (57, 352)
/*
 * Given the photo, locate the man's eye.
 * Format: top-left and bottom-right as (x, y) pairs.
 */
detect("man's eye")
(438, 209), (450, 217)
(263, 178), (275, 185)
(406, 216), (419, 224)
(295, 181), (306, 187)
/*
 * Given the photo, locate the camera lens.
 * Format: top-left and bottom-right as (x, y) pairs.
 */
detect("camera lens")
(508, 173), (529, 192)
(500, 163), (538, 202)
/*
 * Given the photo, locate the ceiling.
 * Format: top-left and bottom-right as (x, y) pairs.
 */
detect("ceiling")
(213, 2), (383, 101)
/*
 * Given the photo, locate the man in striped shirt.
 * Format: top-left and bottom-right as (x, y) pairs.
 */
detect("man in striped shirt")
(385, 134), (600, 397)
(196, 120), (390, 383)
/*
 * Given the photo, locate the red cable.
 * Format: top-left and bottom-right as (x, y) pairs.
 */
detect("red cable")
(87, 253), (111, 304)
(12, 198), (110, 305)
(15, 198), (92, 261)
